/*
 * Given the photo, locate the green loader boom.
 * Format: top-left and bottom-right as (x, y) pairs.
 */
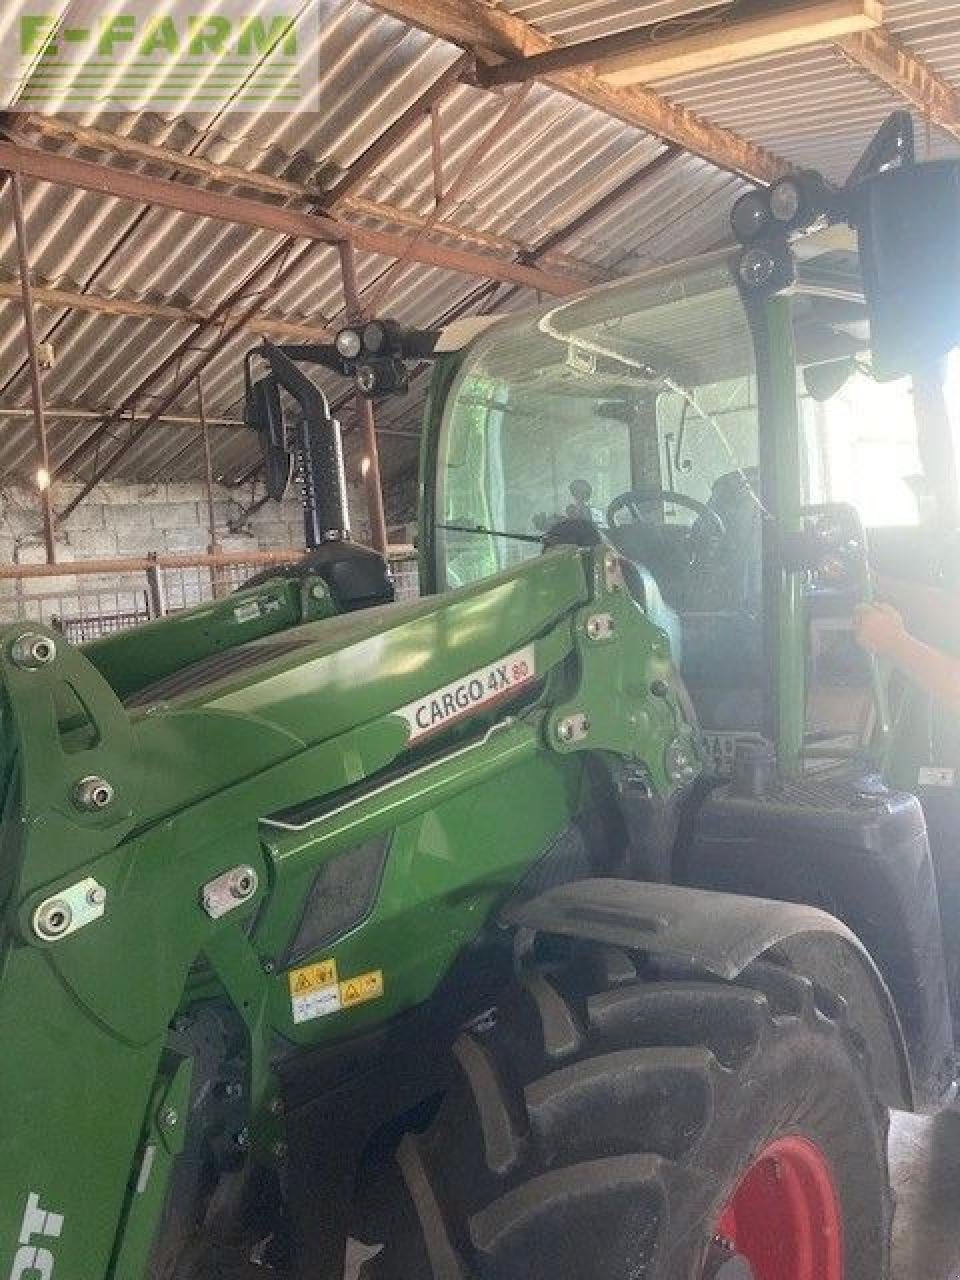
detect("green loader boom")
(0, 540), (696, 1278)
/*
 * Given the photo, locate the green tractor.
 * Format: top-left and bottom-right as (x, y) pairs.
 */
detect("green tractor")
(2, 113), (960, 1280)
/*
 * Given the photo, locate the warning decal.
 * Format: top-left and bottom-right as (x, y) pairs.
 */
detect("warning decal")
(289, 959), (340, 1025)
(288, 960), (385, 1024)
(340, 969), (384, 1009)
(394, 644), (536, 744)
(288, 959), (338, 995)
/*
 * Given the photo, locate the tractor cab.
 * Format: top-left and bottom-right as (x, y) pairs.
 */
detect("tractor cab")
(419, 127), (960, 788)
(426, 252), (769, 741)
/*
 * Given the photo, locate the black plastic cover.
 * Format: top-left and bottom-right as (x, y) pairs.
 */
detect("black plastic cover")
(683, 771), (955, 1108)
(242, 542), (395, 612)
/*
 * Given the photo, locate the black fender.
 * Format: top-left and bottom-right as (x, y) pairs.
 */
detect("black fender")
(501, 877), (915, 1110)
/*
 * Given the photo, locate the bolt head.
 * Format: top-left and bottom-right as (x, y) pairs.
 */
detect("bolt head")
(86, 885), (107, 907)
(557, 719), (574, 742)
(11, 632), (56, 669)
(228, 866), (258, 901)
(159, 1107), (178, 1128)
(34, 898), (72, 939)
(740, 247), (776, 288)
(73, 775), (114, 812)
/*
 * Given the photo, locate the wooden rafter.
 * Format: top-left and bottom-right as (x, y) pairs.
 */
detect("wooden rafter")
(836, 26), (960, 146)
(483, 1), (882, 88)
(602, 1), (882, 85)
(365, 0), (791, 182)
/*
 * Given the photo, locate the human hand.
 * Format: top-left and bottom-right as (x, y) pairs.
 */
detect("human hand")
(854, 602), (907, 656)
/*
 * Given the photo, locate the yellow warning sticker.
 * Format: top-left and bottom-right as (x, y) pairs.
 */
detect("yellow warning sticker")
(340, 969), (385, 1009)
(288, 959), (338, 997)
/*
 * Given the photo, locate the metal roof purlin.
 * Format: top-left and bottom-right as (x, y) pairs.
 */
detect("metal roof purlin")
(0, 142), (583, 298)
(6, 116), (607, 277)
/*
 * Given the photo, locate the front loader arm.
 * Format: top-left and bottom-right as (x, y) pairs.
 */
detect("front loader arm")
(0, 544), (700, 1280)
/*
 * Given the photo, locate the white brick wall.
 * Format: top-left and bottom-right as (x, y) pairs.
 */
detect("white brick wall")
(0, 477), (372, 566)
(0, 477), (374, 619)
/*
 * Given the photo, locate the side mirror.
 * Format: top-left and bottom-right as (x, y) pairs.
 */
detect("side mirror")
(854, 159), (960, 381)
(244, 375), (292, 501)
(243, 343), (350, 548)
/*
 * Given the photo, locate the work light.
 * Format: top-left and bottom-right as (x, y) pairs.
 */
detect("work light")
(362, 320), (389, 354)
(730, 190), (772, 243)
(335, 327), (362, 360)
(769, 177), (802, 223)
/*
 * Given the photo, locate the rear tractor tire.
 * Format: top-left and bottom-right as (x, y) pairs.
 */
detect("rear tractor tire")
(359, 947), (892, 1280)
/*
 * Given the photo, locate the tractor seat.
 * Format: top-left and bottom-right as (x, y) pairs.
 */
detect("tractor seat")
(679, 467), (763, 615)
(676, 468), (764, 727)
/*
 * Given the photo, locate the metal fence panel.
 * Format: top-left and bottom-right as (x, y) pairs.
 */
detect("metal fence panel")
(0, 546), (421, 641)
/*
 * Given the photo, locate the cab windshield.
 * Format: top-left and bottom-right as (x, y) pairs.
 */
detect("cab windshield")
(432, 248), (939, 739)
(435, 257), (765, 730)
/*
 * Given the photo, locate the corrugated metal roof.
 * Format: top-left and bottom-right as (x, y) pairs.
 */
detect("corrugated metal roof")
(0, 0), (955, 499)
(885, 0), (960, 81)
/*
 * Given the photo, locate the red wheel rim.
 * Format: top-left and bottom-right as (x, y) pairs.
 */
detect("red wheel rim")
(712, 1135), (843, 1280)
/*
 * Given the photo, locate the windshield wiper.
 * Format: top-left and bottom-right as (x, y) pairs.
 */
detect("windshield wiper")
(436, 522), (544, 545)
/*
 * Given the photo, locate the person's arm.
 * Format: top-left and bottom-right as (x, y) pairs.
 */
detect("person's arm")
(855, 603), (960, 715)
(874, 576), (960, 648)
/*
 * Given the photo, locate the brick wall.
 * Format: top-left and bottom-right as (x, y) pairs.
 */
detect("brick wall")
(0, 478), (372, 608)
(0, 478), (372, 559)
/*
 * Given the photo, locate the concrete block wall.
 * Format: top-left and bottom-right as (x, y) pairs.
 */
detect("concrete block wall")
(0, 478), (372, 616)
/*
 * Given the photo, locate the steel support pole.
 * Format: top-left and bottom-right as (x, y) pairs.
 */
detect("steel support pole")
(338, 241), (389, 555)
(197, 377), (223, 597)
(9, 170), (56, 563)
(430, 102), (444, 208)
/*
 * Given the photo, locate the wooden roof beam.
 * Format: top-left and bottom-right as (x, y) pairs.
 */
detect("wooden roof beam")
(836, 25), (960, 146)
(598, 1), (883, 87)
(366, 0), (792, 182)
(481, 1), (881, 88)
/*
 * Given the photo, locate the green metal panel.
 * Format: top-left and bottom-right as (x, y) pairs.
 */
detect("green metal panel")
(110, 1051), (194, 1280)
(418, 350), (464, 596)
(0, 535), (700, 1278)
(760, 296), (807, 775)
(84, 578), (314, 700)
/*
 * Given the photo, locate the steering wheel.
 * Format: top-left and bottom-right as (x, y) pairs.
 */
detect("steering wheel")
(606, 489), (726, 571)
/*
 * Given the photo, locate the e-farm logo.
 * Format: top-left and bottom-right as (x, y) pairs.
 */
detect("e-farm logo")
(4, 2), (317, 112)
